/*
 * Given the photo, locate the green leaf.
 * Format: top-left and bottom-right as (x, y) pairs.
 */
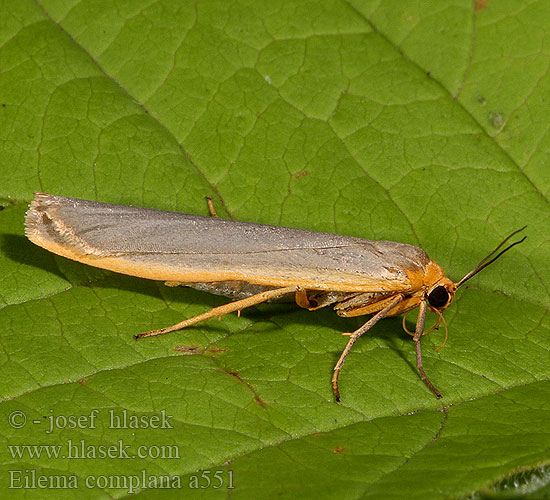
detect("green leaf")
(1, 0), (549, 498)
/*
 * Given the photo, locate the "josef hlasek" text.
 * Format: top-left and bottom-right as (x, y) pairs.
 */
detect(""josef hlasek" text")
(45, 409), (173, 434)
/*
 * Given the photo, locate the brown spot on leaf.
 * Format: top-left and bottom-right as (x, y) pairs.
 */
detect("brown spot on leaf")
(475, 0), (487, 10)
(174, 345), (228, 356)
(220, 369), (267, 407)
(174, 345), (204, 355)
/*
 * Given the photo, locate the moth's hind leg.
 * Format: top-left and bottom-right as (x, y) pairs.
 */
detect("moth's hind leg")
(135, 286), (298, 339)
(205, 196), (218, 217)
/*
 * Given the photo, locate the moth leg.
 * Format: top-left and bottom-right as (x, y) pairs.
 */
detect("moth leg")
(332, 294), (405, 401)
(135, 285), (297, 339)
(413, 300), (442, 399)
(295, 286), (314, 309)
(205, 196), (218, 217)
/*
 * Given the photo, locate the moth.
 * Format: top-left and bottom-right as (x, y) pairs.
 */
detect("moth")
(25, 193), (525, 400)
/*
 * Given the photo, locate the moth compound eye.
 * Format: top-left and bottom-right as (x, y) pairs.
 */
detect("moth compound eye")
(428, 285), (449, 308)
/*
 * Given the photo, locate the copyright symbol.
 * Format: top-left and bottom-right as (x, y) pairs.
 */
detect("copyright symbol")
(8, 410), (26, 429)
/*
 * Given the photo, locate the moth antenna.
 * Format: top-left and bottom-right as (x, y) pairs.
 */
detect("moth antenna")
(456, 227), (527, 288)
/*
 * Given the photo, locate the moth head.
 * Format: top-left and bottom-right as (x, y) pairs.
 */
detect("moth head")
(427, 278), (455, 312)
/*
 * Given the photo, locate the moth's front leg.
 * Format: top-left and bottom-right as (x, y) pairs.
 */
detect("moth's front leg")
(413, 299), (442, 399)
